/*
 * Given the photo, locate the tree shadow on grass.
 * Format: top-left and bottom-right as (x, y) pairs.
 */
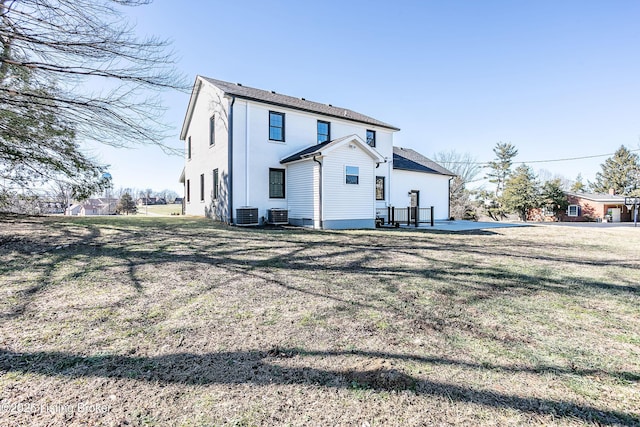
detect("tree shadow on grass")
(0, 348), (637, 426)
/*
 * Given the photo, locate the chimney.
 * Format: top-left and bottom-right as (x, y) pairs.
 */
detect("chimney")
(609, 188), (615, 195)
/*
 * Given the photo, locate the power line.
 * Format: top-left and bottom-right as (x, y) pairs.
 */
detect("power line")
(440, 147), (640, 166)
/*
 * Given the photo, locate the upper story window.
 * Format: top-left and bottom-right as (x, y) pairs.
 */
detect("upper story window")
(345, 166), (359, 185)
(269, 168), (285, 198)
(376, 176), (385, 200)
(366, 130), (376, 147)
(187, 136), (192, 159)
(209, 115), (215, 146)
(317, 120), (330, 144)
(269, 111), (285, 142)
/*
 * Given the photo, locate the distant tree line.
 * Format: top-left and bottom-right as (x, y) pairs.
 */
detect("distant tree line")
(438, 143), (640, 222)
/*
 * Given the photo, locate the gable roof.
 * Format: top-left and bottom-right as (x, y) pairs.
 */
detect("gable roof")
(198, 76), (399, 130)
(565, 192), (627, 203)
(392, 147), (455, 176)
(281, 135), (384, 164)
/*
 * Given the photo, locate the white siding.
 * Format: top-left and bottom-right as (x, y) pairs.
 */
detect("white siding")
(322, 144), (376, 221)
(236, 99), (393, 223)
(183, 82), (229, 219)
(390, 169), (451, 220)
(286, 160), (319, 227)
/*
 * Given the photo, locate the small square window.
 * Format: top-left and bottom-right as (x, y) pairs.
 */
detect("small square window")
(346, 166), (359, 185)
(269, 111), (285, 142)
(366, 130), (376, 147)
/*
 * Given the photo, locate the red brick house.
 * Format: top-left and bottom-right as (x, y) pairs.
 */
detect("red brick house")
(560, 191), (633, 222)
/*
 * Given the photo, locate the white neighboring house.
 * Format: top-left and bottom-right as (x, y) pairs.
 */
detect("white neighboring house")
(180, 76), (454, 229)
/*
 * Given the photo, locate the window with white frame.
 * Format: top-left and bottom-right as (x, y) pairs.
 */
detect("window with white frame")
(376, 176), (385, 200)
(345, 166), (359, 184)
(567, 204), (579, 217)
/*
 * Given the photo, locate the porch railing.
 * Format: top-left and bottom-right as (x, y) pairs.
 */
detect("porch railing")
(376, 206), (434, 227)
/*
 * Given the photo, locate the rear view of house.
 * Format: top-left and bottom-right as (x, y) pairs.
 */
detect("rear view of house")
(179, 76), (453, 229)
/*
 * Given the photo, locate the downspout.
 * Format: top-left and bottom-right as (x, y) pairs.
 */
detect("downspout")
(313, 156), (323, 229)
(228, 96), (236, 224)
(448, 176), (454, 220)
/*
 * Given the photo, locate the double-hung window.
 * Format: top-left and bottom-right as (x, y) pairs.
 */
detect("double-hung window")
(212, 169), (219, 200)
(269, 111), (285, 142)
(317, 120), (330, 144)
(366, 130), (376, 147)
(186, 179), (191, 203)
(187, 136), (192, 159)
(346, 166), (359, 185)
(269, 168), (285, 198)
(567, 205), (579, 217)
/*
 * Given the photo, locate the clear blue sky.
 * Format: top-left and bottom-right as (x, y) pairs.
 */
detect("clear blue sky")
(88, 0), (640, 194)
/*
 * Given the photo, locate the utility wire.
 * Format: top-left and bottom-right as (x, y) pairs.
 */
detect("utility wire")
(440, 147), (640, 166)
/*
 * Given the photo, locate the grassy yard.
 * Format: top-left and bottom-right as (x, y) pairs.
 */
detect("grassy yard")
(135, 203), (182, 216)
(0, 215), (638, 426)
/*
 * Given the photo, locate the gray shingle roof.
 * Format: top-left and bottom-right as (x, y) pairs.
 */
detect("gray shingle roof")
(392, 147), (455, 176)
(200, 76), (400, 131)
(280, 135), (356, 164)
(565, 192), (626, 202)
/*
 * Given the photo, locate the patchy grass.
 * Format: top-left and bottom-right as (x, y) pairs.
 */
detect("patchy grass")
(0, 214), (638, 426)
(136, 204), (182, 216)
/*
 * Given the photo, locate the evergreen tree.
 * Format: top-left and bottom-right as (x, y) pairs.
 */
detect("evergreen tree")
(591, 146), (640, 195)
(570, 173), (587, 193)
(0, 63), (109, 207)
(540, 178), (568, 219)
(486, 142), (518, 196)
(117, 193), (137, 215)
(502, 164), (539, 221)
(478, 142), (518, 220)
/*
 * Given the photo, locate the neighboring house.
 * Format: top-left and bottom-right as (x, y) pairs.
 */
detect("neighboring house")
(561, 191), (633, 222)
(66, 198), (116, 216)
(66, 204), (82, 216)
(180, 76), (454, 229)
(174, 197), (184, 204)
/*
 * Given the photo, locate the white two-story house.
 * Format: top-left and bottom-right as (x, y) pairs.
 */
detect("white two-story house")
(180, 76), (453, 229)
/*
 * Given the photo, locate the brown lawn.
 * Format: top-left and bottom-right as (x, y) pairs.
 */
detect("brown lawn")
(0, 215), (638, 426)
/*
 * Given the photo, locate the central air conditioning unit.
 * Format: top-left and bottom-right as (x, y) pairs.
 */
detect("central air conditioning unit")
(267, 208), (289, 225)
(235, 207), (259, 226)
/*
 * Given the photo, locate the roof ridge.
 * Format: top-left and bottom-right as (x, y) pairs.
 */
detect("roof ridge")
(199, 76), (400, 131)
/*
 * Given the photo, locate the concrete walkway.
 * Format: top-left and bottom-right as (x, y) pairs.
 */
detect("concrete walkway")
(399, 220), (530, 232)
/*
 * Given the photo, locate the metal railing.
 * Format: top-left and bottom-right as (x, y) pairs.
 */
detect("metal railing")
(376, 206), (434, 227)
